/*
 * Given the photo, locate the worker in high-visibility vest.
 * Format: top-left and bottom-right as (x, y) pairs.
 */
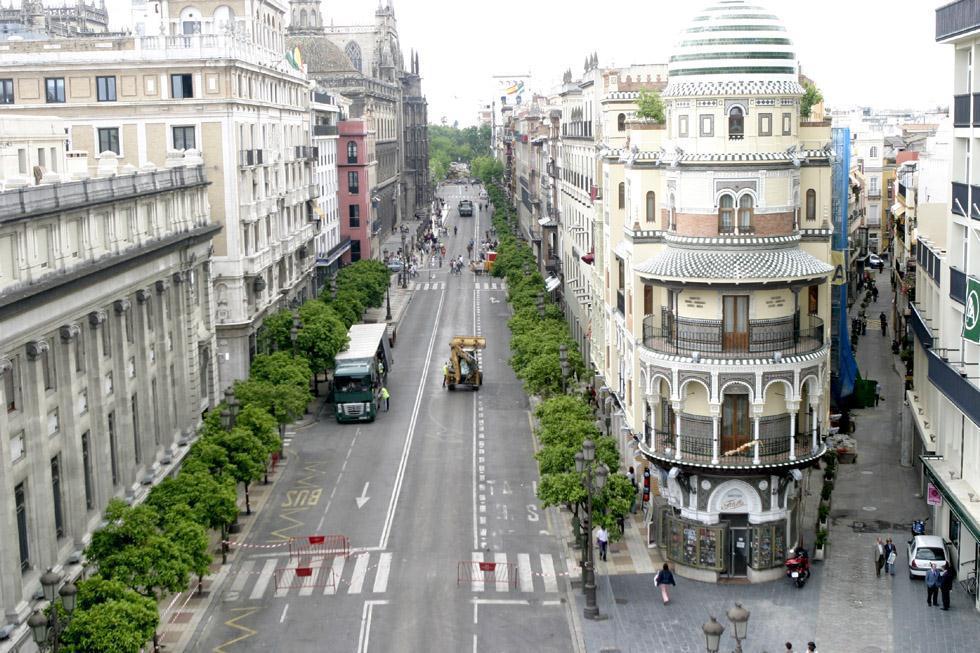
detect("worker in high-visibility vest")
(380, 387), (390, 412)
(442, 362), (449, 388)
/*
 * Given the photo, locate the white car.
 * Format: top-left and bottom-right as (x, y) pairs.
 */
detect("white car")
(868, 253), (884, 270)
(907, 535), (949, 579)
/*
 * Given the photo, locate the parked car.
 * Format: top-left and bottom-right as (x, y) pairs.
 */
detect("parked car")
(868, 253), (884, 270)
(907, 535), (949, 579)
(386, 259), (404, 273)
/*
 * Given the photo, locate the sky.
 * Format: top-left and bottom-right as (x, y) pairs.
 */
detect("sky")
(93, 0), (952, 125)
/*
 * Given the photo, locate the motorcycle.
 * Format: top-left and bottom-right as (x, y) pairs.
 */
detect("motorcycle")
(785, 546), (811, 588)
(908, 518), (928, 546)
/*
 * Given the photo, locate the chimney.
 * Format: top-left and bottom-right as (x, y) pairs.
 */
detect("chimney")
(95, 150), (119, 177)
(65, 150), (89, 179)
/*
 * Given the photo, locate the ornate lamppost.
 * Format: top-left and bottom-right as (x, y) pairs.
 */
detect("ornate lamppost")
(575, 439), (608, 620)
(27, 570), (77, 653)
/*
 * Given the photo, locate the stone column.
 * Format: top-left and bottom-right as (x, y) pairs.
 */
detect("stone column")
(648, 394), (659, 452)
(673, 400), (683, 461)
(0, 356), (24, 621)
(710, 404), (721, 465)
(752, 403), (763, 465)
(56, 324), (87, 547)
(110, 298), (137, 491)
(153, 279), (176, 448)
(23, 339), (58, 571)
(85, 310), (112, 506)
(786, 401), (800, 461)
(810, 395), (821, 453)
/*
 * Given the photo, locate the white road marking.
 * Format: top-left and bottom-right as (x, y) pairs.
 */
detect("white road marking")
(540, 554), (558, 593)
(250, 559), (277, 600)
(471, 552), (485, 592)
(494, 553), (508, 592)
(279, 603), (289, 623)
(348, 552), (369, 594)
(517, 554), (532, 592)
(373, 552), (392, 594)
(469, 598), (530, 605)
(230, 559), (255, 593)
(379, 288), (446, 550)
(356, 482), (371, 509)
(274, 569), (292, 598)
(355, 600), (389, 653)
(298, 557), (323, 597)
(324, 556), (345, 595)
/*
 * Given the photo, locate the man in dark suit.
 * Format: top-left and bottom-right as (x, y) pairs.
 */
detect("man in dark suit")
(940, 566), (956, 610)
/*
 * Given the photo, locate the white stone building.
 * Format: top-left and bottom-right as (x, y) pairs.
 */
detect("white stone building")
(0, 147), (218, 632)
(311, 88), (350, 286)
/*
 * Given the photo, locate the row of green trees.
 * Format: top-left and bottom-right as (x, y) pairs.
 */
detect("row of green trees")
(56, 261), (394, 652)
(481, 180), (632, 537)
(429, 124), (492, 181)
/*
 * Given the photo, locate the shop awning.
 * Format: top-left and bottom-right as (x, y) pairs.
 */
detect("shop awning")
(922, 456), (980, 543)
(316, 238), (351, 267)
(891, 202), (904, 215)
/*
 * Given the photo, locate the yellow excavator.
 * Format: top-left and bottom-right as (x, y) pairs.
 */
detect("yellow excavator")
(445, 336), (486, 390)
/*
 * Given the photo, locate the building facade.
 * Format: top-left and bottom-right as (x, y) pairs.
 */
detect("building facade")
(601, 1), (834, 582)
(336, 119), (376, 263)
(0, 0), (320, 389)
(311, 89), (350, 286)
(898, 1), (980, 613)
(0, 148), (218, 627)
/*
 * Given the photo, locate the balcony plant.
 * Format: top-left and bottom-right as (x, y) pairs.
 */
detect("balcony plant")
(814, 528), (828, 560)
(820, 480), (834, 502)
(818, 503), (830, 530)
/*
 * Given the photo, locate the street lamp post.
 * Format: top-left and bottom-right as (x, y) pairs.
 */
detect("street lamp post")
(28, 570), (77, 653)
(400, 233), (408, 289)
(575, 439), (608, 620)
(701, 603), (751, 653)
(385, 275), (393, 321)
(702, 615), (724, 653)
(559, 344), (570, 393)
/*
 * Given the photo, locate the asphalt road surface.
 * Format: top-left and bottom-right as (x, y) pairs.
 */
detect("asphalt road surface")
(185, 183), (576, 653)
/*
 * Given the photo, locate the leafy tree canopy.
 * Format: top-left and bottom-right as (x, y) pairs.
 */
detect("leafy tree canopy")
(636, 89), (666, 123)
(801, 81), (824, 119)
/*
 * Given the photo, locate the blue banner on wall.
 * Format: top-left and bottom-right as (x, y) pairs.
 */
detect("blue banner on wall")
(831, 127), (858, 399)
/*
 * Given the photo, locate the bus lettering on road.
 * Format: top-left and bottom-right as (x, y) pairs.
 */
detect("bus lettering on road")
(282, 488), (322, 508)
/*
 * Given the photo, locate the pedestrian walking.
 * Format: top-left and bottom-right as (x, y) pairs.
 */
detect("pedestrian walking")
(872, 286), (879, 302)
(874, 381), (882, 407)
(874, 537), (885, 577)
(807, 643), (818, 653)
(627, 466), (638, 513)
(879, 312), (887, 336)
(442, 361), (449, 387)
(654, 563), (676, 604)
(884, 538), (897, 575)
(380, 386), (390, 412)
(940, 566), (955, 610)
(926, 563), (941, 606)
(785, 644), (794, 653)
(596, 525), (609, 561)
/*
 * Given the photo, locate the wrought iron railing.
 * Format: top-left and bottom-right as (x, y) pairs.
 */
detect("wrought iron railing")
(651, 429), (809, 466)
(642, 311), (824, 357)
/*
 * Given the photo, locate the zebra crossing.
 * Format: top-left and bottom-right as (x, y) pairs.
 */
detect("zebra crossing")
(221, 551), (569, 600)
(408, 281), (506, 292)
(222, 552), (392, 602)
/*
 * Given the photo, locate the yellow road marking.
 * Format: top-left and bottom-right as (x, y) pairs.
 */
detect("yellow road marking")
(213, 607), (259, 653)
(270, 508), (307, 541)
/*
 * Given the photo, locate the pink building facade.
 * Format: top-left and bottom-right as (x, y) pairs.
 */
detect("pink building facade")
(337, 120), (372, 262)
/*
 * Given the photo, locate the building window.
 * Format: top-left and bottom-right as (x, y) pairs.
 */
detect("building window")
(40, 345), (54, 391)
(645, 191), (656, 223)
(173, 125), (195, 150)
(51, 457), (65, 539)
(15, 482), (29, 571)
(758, 113), (772, 137)
(75, 332), (85, 373)
(350, 239), (361, 262)
(349, 204), (360, 227)
(728, 106), (744, 139)
(869, 176), (880, 194)
(700, 114), (714, 137)
(96, 76), (116, 102)
(45, 77), (65, 103)
(806, 189), (816, 221)
(738, 195), (754, 232)
(869, 146), (878, 159)
(718, 194), (735, 233)
(678, 115), (689, 138)
(171, 74), (194, 99)
(107, 411), (118, 485)
(3, 360), (17, 412)
(97, 128), (120, 155)
(347, 141), (358, 163)
(808, 284), (819, 315)
(347, 171), (359, 194)
(782, 112), (792, 135)
(81, 431), (94, 510)
(125, 312), (134, 343)
(618, 182), (625, 210)
(617, 113), (626, 132)
(0, 79), (13, 104)
(102, 320), (111, 357)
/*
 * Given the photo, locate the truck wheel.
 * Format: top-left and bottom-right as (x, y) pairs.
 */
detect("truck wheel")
(448, 384), (455, 391)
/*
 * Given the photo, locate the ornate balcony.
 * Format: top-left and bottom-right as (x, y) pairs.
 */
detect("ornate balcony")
(643, 429), (823, 469)
(642, 310), (825, 359)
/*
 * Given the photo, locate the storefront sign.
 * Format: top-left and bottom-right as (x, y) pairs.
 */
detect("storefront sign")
(927, 482), (943, 507)
(963, 277), (980, 345)
(720, 489), (747, 512)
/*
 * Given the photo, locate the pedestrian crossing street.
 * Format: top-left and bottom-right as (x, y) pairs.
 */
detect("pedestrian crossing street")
(221, 551), (570, 601)
(408, 281), (506, 292)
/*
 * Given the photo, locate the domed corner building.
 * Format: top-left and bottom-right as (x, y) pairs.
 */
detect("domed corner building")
(618, 0), (835, 583)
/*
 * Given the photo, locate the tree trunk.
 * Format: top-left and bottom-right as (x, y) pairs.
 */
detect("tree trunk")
(221, 525), (228, 564)
(153, 631), (161, 652)
(244, 482), (251, 515)
(197, 573), (204, 595)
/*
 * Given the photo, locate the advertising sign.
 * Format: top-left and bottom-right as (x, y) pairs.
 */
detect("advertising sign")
(963, 277), (980, 344)
(927, 482), (943, 507)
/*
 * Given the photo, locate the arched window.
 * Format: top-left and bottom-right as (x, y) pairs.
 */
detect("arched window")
(347, 141), (358, 164)
(668, 193), (676, 231)
(345, 41), (362, 73)
(617, 113), (626, 132)
(299, 8), (307, 27)
(645, 191), (656, 223)
(738, 195), (754, 232)
(213, 5), (234, 31)
(179, 7), (201, 35)
(718, 194), (735, 232)
(728, 106), (744, 140)
(618, 182), (625, 210)
(806, 189), (816, 221)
